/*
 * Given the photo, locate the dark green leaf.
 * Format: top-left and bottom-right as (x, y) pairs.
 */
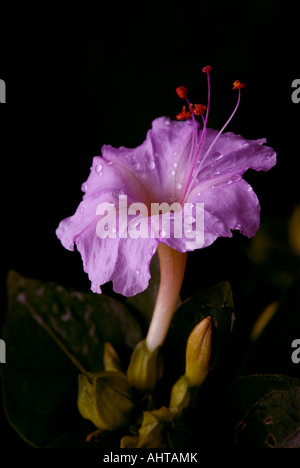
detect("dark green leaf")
(2, 271), (144, 447)
(226, 374), (300, 448)
(239, 275), (300, 377)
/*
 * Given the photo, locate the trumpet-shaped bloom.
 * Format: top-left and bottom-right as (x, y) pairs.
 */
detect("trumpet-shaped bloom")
(56, 69), (276, 296)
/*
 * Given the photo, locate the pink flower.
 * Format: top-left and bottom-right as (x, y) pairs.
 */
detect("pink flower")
(56, 67), (276, 297)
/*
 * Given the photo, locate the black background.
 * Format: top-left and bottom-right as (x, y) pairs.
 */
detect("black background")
(1, 0), (300, 448)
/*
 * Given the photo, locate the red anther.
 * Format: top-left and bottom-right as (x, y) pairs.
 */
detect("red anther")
(232, 80), (245, 90)
(176, 86), (188, 99)
(193, 103), (207, 116)
(176, 106), (192, 120)
(202, 65), (212, 73)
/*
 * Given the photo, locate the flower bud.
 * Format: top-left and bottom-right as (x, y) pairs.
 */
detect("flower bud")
(169, 374), (190, 410)
(77, 371), (135, 431)
(127, 339), (163, 394)
(185, 316), (213, 387)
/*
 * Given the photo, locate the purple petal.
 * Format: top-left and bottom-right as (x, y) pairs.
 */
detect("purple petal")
(197, 130), (277, 185)
(102, 117), (195, 203)
(190, 178), (261, 246)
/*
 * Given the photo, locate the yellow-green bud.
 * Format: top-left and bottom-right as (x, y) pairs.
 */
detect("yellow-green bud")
(103, 342), (123, 372)
(127, 339), (163, 394)
(77, 371), (135, 431)
(169, 374), (190, 410)
(185, 316), (213, 387)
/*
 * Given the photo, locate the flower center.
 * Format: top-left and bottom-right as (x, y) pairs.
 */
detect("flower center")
(175, 67), (245, 203)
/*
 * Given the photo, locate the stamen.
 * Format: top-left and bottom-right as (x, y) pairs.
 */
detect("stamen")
(200, 84), (244, 166)
(180, 66), (212, 202)
(202, 65), (212, 73)
(176, 105), (192, 120)
(176, 86), (188, 99)
(185, 80), (245, 200)
(232, 80), (245, 90)
(193, 104), (206, 116)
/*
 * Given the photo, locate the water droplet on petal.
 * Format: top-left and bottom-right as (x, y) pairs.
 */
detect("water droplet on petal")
(95, 163), (103, 174)
(136, 270), (140, 275)
(173, 162), (178, 168)
(211, 152), (223, 162)
(227, 174), (242, 184)
(176, 182), (182, 190)
(148, 161), (155, 169)
(79, 206), (84, 213)
(112, 189), (123, 199)
(197, 192), (201, 196)
(171, 170), (176, 176)
(81, 183), (88, 192)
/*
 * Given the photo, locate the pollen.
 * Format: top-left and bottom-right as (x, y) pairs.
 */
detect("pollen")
(176, 106), (192, 120)
(176, 86), (188, 99)
(202, 65), (212, 73)
(232, 80), (245, 90)
(193, 104), (207, 116)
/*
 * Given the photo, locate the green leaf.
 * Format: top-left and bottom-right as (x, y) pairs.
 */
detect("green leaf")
(6, 271), (143, 373)
(163, 282), (234, 382)
(2, 271), (144, 447)
(227, 374), (300, 448)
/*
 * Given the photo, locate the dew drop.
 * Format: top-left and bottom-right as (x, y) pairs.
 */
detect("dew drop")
(176, 182), (182, 190)
(171, 170), (176, 176)
(95, 163), (103, 174)
(173, 162), (178, 168)
(148, 161), (155, 169)
(197, 192), (201, 196)
(211, 152), (223, 162)
(227, 174), (241, 184)
(81, 183), (88, 192)
(136, 270), (140, 275)
(79, 206), (84, 213)
(112, 189), (123, 199)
